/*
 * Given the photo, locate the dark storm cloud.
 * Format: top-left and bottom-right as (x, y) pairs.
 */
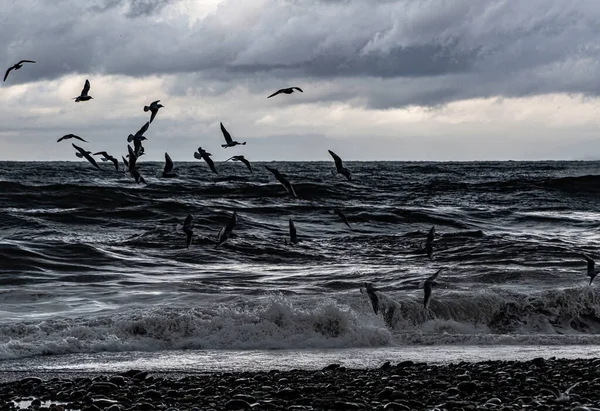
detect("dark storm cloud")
(3, 0), (600, 108)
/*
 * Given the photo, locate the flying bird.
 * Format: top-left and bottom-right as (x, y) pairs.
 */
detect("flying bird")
(421, 268), (443, 309)
(267, 87), (303, 98)
(328, 150), (351, 181)
(57, 134), (87, 143)
(333, 208), (351, 229)
(265, 166), (297, 198)
(226, 155), (252, 173)
(162, 152), (177, 178)
(420, 226), (436, 260)
(4, 60), (35, 82)
(194, 147), (218, 174)
(72, 143), (100, 170)
(583, 254), (599, 285)
(127, 122), (149, 157)
(360, 282), (380, 315)
(220, 122), (246, 148)
(126, 144), (146, 184)
(287, 218), (298, 245)
(539, 382), (579, 404)
(182, 214), (194, 249)
(144, 100), (164, 123)
(216, 211), (238, 248)
(74, 79), (93, 102)
(93, 151), (119, 171)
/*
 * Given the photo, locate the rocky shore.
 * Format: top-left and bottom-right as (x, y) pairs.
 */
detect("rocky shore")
(0, 358), (599, 411)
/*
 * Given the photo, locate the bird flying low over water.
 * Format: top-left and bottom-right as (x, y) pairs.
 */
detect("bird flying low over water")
(333, 208), (351, 229)
(328, 150), (351, 181)
(265, 166), (298, 198)
(226, 155), (252, 173)
(162, 152), (177, 178)
(583, 254), (599, 285)
(127, 122), (149, 157)
(420, 226), (436, 260)
(72, 143), (100, 170)
(144, 100), (164, 124)
(220, 122), (246, 148)
(93, 151), (119, 171)
(194, 147), (218, 174)
(361, 282), (380, 315)
(58, 134), (87, 143)
(182, 214), (194, 249)
(287, 218), (298, 245)
(126, 144), (146, 184)
(216, 211), (238, 248)
(74, 79), (93, 102)
(420, 268), (443, 309)
(267, 87), (303, 98)
(4, 60), (35, 82)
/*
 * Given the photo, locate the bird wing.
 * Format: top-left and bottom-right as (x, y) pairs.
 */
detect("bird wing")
(267, 89), (283, 98)
(135, 122), (150, 137)
(183, 214), (193, 231)
(73, 143), (100, 169)
(240, 157), (253, 173)
(293, 87), (303, 92)
(122, 156), (129, 168)
(73, 135), (88, 142)
(583, 254), (595, 270)
(164, 152), (174, 173)
(368, 291), (379, 315)
(424, 283), (433, 309)
(564, 382), (579, 394)
(427, 268), (443, 283)
(93, 151), (108, 157)
(328, 150), (344, 170)
(204, 154), (218, 174)
(193, 152), (202, 160)
(18, 60), (36, 64)
(151, 100), (160, 105)
(111, 157), (119, 171)
(220, 122), (233, 144)
(289, 219), (297, 242)
(3, 66), (14, 82)
(226, 212), (238, 232)
(149, 110), (157, 123)
(81, 79), (90, 96)
(57, 135), (66, 142)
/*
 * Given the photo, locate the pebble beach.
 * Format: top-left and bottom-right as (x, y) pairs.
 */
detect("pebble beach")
(1, 358), (599, 411)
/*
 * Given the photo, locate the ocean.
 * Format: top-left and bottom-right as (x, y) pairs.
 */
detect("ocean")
(1, 160), (600, 374)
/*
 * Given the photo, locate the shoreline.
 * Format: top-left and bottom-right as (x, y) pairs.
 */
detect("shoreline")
(1, 358), (599, 410)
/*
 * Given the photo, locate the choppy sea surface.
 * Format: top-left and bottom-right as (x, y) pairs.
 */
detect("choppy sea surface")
(2, 160), (600, 372)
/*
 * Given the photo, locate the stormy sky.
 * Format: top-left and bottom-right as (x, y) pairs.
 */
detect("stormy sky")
(2, 0), (600, 161)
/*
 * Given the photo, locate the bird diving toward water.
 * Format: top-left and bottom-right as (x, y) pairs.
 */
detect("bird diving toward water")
(328, 150), (351, 181)
(194, 147), (218, 174)
(4, 60), (35, 82)
(72, 144), (100, 170)
(360, 282), (380, 315)
(226, 155), (252, 173)
(216, 211), (238, 248)
(57, 134), (87, 143)
(265, 166), (297, 198)
(267, 87), (303, 98)
(182, 214), (194, 249)
(583, 254), (599, 285)
(287, 218), (298, 245)
(93, 151), (119, 171)
(220, 122), (246, 148)
(420, 268), (443, 309)
(127, 122), (149, 157)
(333, 208), (351, 229)
(74, 79), (93, 102)
(144, 100), (164, 124)
(162, 152), (177, 178)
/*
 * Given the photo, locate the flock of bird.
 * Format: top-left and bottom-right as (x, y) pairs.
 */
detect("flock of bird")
(3, 60), (598, 319)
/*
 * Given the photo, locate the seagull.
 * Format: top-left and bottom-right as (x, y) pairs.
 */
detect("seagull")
(127, 122), (149, 157)
(265, 166), (297, 198)
(328, 150), (351, 181)
(162, 152), (177, 178)
(267, 87), (303, 98)
(57, 134), (87, 143)
(182, 214), (194, 249)
(539, 382), (579, 404)
(220, 122), (246, 148)
(226, 155), (252, 173)
(426, 226), (435, 244)
(93, 151), (119, 171)
(74, 79), (93, 102)
(420, 268), (443, 309)
(334, 208), (351, 229)
(583, 254), (599, 285)
(420, 226), (436, 260)
(194, 147), (218, 174)
(360, 282), (380, 315)
(126, 144), (146, 184)
(287, 218), (298, 245)
(4, 60), (36, 82)
(144, 100), (164, 123)
(216, 211), (238, 248)
(72, 143), (100, 170)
